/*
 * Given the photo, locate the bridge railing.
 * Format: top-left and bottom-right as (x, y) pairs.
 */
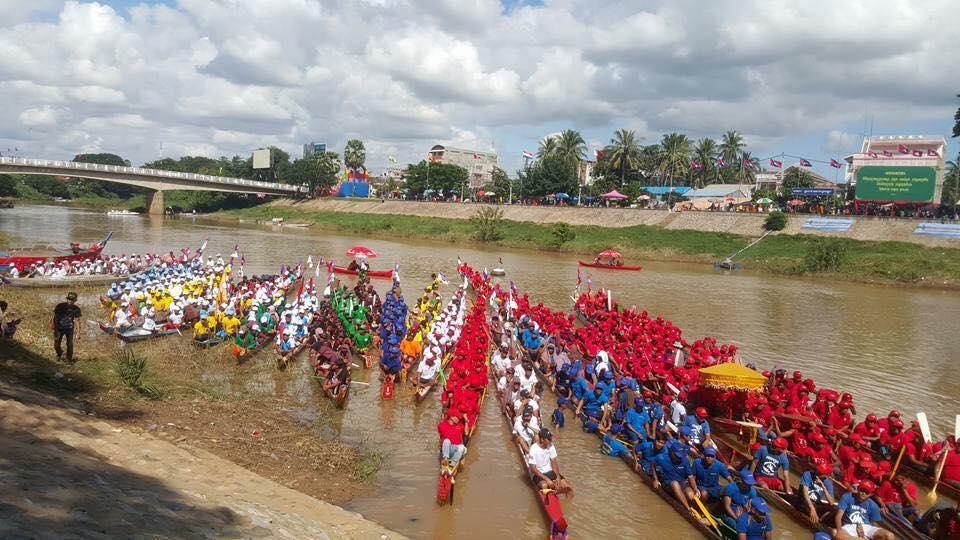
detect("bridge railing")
(0, 156), (306, 193)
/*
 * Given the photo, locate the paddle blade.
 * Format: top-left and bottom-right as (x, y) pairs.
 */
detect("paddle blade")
(917, 412), (932, 444)
(955, 414), (960, 441)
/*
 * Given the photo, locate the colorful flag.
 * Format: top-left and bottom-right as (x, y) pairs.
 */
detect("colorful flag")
(595, 149), (604, 159)
(742, 159), (753, 168)
(587, 274), (592, 290)
(829, 159), (842, 168)
(498, 256), (503, 265)
(690, 160), (702, 170)
(457, 256), (463, 267)
(314, 260), (321, 278)
(576, 268), (582, 286)
(327, 270), (334, 286)
(911, 149), (923, 157)
(799, 159), (812, 167)
(898, 144), (910, 154)
(438, 271), (447, 283)
(882, 150), (893, 157)
(927, 149), (939, 157)
(522, 150), (534, 159)
(715, 158), (726, 168)
(769, 159), (782, 168)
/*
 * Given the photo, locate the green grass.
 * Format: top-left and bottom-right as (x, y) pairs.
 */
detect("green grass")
(223, 205), (960, 288)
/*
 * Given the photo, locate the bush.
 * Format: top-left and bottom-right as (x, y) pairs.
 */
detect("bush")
(763, 211), (788, 232)
(470, 206), (505, 242)
(802, 238), (848, 273)
(551, 222), (576, 246)
(115, 349), (163, 399)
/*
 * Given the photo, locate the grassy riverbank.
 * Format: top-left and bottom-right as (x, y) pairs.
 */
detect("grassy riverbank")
(222, 205), (960, 288)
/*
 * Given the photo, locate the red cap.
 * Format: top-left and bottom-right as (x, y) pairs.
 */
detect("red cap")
(811, 433), (827, 444)
(817, 463), (833, 475)
(889, 410), (901, 418)
(848, 433), (864, 444)
(804, 378), (816, 390)
(860, 455), (874, 467)
(642, 390), (654, 398)
(662, 395), (673, 404)
(876, 460), (891, 472)
(696, 407), (708, 418)
(757, 396), (768, 405)
(792, 370), (802, 380)
(866, 413), (878, 422)
(773, 438), (789, 449)
(859, 480), (876, 493)
(795, 436), (808, 447)
(890, 419), (904, 428)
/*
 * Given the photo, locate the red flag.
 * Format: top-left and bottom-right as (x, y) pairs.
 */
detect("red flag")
(882, 150), (893, 157)
(741, 159), (753, 168)
(690, 160), (702, 170)
(799, 159), (812, 167)
(595, 149), (604, 159)
(898, 144), (909, 154)
(473, 153), (479, 159)
(927, 149), (939, 157)
(829, 159), (842, 168)
(769, 158), (782, 168)
(912, 149), (923, 157)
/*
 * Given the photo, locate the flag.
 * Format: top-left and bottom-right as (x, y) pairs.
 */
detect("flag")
(898, 144), (909, 154)
(314, 261), (321, 278)
(522, 150), (534, 159)
(197, 240), (208, 255)
(912, 149), (923, 157)
(232, 244), (239, 259)
(868, 151), (879, 158)
(927, 149), (939, 157)
(769, 159), (782, 168)
(498, 256), (503, 265)
(595, 149), (604, 159)
(307, 255), (313, 268)
(799, 159), (812, 167)
(473, 153), (479, 159)
(388, 155), (397, 164)
(587, 274), (592, 290)
(576, 268), (582, 286)
(327, 270), (334, 286)
(882, 150), (893, 157)
(457, 256), (463, 267)
(438, 271), (447, 284)
(715, 158), (726, 168)
(690, 160), (702, 170)
(829, 159), (842, 168)
(256, 192), (266, 199)
(742, 159), (753, 168)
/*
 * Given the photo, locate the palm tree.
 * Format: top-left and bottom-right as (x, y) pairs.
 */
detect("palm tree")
(344, 139), (366, 170)
(554, 129), (587, 174)
(656, 132), (693, 187)
(537, 136), (558, 159)
(605, 129), (642, 186)
(735, 150), (761, 185)
(719, 131), (746, 164)
(692, 138), (718, 188)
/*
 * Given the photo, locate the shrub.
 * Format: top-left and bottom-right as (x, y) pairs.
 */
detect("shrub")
(115, 349), (163, 399)
(763, 211), (788, 232)
(802, 238), (848, 273)
(551, 222), (576, 246)
(470, 206), (505, 242)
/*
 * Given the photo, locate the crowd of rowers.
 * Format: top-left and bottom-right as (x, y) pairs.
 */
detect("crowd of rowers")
(10, 252), (183, 279)
(482, 287), (959, 540)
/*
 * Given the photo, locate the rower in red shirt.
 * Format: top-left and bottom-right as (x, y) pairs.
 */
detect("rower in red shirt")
(806, 432), (836, 468)
(838, 434), (866, 470)
(879, 418), (906, 451)
(853, 413), (881, 443)
(828, 402), (854, 432)
(843, 455), (877, 485)
(877, 475), (920, 522)
(941, 438), (960, 489)
(876, 409), (901, 435)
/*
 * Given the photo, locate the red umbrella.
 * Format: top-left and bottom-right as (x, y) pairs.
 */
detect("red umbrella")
(788, 199), (805, 206)
(346, 246), (378, 259)
(597, 249), (623, 259)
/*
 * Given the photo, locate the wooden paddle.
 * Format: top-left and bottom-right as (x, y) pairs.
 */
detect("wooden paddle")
(889, 444), (906, 481)
(928, 451), (948, 504)
(692, 495), (722, 534)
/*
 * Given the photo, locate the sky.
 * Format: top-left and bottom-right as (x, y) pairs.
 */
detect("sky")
(0, 0), (958, 180)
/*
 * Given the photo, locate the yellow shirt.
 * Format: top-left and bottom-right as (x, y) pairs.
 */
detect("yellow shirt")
(222, 316), (240, 335)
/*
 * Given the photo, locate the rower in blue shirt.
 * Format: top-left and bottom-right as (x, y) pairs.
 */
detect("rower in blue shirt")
(602, 424), (631, 458)
(624, 398), (651, 444)
(642, 391), (664, 427)
(652, 443), (697, 511)
(690, 446), (730, 503)
(681, 407), (713, 446)
(569, 373), (589, 402)
(595, 370), (616, 400)
(834, 481), (890, 540)
(798, 463), (836, 524)
(722, 470), (759, 529)
(736, 497), (774, 540)
(638, 434), (669, 474)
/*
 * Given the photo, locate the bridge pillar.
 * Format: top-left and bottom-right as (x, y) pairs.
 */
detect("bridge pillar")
(145, 190), (164, 216)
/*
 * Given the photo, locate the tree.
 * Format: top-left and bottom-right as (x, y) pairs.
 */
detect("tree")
(692, 138), (719, 188)
(519, 154), (578, 197)
(554, 129), (587, 175)
(73, 153), (130, 167)
(537, 136), (558, 159)
(605, 129), (643, 186)
(402, 161), (468, 197)
(344, 139), (366, 169)
(943, 154), (960, 206)
(312, 151), (342, 195)
(953, 93), (960, 138)
(482, 166), (514, 200)
(719, 131), (745, 167)
(656, 132), (693, 187)
(0, 174), (17, 197)
(735, 151), (760, 185)
(782, 166), (815, 190)
(71, 153), (140, 198)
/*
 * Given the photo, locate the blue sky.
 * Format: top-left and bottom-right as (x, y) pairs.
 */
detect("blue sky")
(1, 0), (957, 178)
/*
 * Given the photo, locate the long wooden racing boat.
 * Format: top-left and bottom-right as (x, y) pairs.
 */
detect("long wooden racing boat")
(99, 321), (184, 343)
(7, 270), (142, 289)
(577, 260), (643, 271)
(332, 265), (393, 278)
(414, 352), (450, 403)
(436, 386), (486, 505)
(0, 232), (112, 273)
(192, 334), (225, 348)
(314, 356), (351, 408)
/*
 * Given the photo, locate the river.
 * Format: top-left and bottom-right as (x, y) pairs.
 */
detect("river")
(2, 205), (958, 539)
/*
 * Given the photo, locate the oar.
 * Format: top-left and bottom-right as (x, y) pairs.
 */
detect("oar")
(928, 451), (949, 504)
(351, 381), (370, 386)
(889, 444), (907, 481)
(917, 412), (933, 445)
(692, 495), (722, 532)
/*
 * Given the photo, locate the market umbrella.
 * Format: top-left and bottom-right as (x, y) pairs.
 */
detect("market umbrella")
(788, 199), (805, 206)
(724, 196), (737, 202)
(555, 192), (570, 199)
(637, 195), (651, 200)
(597, 249), (623, 259)
(756, 197), (773, 204)
(601, 190), (628, 199)
(698, 362), (766, 391)
(346, 246), (378, 259)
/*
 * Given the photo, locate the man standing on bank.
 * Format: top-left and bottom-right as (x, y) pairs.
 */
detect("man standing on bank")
(52, 291), (81, 363)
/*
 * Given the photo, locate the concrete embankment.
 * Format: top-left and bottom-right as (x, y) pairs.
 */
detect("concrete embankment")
(271, 199), (958, 247)
(0, 382), (404, 540)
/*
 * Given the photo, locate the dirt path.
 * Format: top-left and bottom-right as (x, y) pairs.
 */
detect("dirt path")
(0, 381), (405, 540)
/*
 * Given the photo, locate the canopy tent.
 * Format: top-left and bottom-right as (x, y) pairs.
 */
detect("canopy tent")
(476, 191), (496, 197)
(637, 195), (651, 200)
(596, 249), (623, 259)
(698, 362), (766, 391)
(787, 199), (805, 206)
(601, 190), (628, 199)
(346, 246), (378, 259)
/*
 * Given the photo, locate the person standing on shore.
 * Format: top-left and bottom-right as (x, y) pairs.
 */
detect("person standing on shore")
(52, 292), (81, 363)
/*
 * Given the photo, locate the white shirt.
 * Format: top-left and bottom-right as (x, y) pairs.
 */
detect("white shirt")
(514, 396), (540, 414)
(517, 370), (538, 393)
(527, 442), (557, 474)
(513, 415), (541, 444)
(418, 360), (440, 380)
(670, 401), (687, 425)
(491, 351), (512, 373)
(142, 318), (157, 332)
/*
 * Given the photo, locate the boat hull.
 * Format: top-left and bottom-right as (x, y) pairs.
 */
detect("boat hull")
(577, 261), (643, 271)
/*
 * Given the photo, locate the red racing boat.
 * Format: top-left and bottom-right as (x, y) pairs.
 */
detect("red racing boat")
(332, 266), (393, 278)
(577, 261), (643, 271)
(0, 232), (112, 273)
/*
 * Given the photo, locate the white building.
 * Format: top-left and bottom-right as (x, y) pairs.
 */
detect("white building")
(427, 145), (498, 189)
(844, 135), (947, 203)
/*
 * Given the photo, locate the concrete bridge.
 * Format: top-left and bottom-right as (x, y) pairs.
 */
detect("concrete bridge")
(0, 157), (306, 215)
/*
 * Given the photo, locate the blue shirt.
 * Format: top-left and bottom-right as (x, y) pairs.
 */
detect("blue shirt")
(602, 433), (630, 457)
(693, 458), (730, 488)
(723, 483), (758, 511)
(522, 332), (542, 350)
(682, 416), (711, 445)
(570, 378), (589, 400)
(736, 513), (773, 540)
(596, 379), (615, 399)
(619, 376), (639, 391)
(654, 452), (693, 484)
(645, 402), (664, 424)
(799, 472), (834, 504)
(838, 492), (882, 526)
(638, 441), (666, 467)
(625, 408), (650, 438)
(753, 446), (789, 479)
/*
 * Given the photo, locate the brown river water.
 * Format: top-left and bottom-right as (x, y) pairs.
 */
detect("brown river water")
(2, 205), (958, 539)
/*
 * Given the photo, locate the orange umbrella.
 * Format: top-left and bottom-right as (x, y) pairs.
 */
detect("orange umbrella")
(346, 246), (378, 259)
(597, 249), (623, 259)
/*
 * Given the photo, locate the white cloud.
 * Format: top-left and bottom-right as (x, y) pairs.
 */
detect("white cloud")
(19, 106), (62, 128)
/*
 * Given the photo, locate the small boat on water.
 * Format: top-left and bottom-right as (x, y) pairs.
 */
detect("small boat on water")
(6, 270), (142, 289)
(490, 267), (506, 276)
(106, 209), (139, 216)
(577, 260), (643, 271)
(0, 232), (112, 273)
(332, 265), (393, 278)
(192, 334), (225, 349)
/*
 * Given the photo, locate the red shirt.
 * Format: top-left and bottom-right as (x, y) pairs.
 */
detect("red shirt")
(943, 450), (960, 483)
(807, 444), (833, 467)
(853, 422), (880, 438)
(877, 479), (917, 505)
(828, 408), (853, 430)
(837, 444), (860, 469)
(438, 420), (465, 445)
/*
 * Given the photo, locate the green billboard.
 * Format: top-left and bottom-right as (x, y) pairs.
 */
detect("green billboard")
(855, 166), (937, 203)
